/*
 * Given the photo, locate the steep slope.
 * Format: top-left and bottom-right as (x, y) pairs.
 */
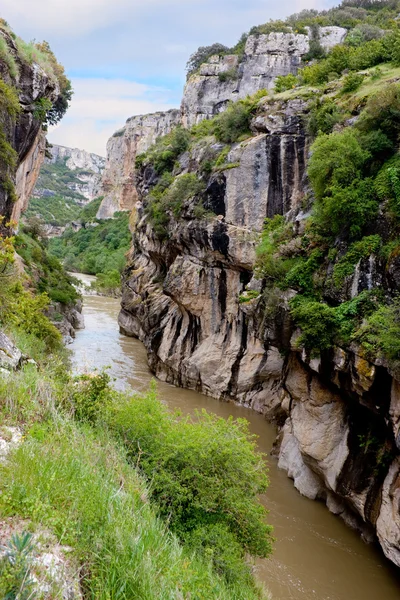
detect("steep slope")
(114, 5), (400, 568)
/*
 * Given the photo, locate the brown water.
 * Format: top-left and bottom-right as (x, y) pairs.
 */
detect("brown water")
(70, 285), (400, 600)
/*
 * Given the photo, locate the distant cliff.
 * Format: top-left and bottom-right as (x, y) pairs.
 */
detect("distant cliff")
(33, 144), (105, 204)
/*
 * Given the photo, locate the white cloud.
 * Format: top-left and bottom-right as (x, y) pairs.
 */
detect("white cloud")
(1, 0), (199, 36)
(48, 77), (177, 155)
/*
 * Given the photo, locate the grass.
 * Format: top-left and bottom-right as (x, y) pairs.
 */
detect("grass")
(0, 335), (271, 599)
(0, 35), (19, 79)
(0, 420), (264, 600)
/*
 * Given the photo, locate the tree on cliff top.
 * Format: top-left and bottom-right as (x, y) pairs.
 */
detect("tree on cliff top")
(186, 43), (229, 77)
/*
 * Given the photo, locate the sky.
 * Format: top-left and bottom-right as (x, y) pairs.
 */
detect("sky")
(2, 0), (338, 156)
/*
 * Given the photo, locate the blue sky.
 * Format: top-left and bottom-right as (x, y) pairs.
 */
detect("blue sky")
(2, 0), (338, 155)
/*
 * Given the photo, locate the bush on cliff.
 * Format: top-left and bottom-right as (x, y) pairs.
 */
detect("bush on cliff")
(146, 173), (206, 237)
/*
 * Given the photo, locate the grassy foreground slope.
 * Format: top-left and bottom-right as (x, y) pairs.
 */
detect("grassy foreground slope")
(0, 234), (272, 599)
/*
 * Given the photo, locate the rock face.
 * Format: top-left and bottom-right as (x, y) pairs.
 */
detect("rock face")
(35, 144), (106, 202)
(97, 110), (181, 219)
(118, 93), (400, 568)
(99, 27), (346, 219)
(0, 332), (23, 372)
(0, 28), (61, 234)
(181, 27), (346, 127)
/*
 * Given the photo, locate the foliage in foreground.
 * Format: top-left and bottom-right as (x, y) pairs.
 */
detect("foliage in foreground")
(0, 418), (266, 599)
(0, 312), (271, 599)
(0, 532), (35, 600)
(103, 385), (273, 584)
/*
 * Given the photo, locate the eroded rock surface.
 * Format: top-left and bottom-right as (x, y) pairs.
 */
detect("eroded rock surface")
(98, 110), (181, 219)
(118, 93), (400, 567)
(181, 28), (346, 127)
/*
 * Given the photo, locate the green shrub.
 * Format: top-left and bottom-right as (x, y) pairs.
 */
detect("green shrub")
(255, 215), (292, 284)
(213, 101), (252, 143)
(218, 68), (238, 83)
(285, 248), (325, 295)
(146, 174), (205, 237)
(33, 97), (53, 122)
(308, 129), (369, 201)
(212, 90), (266, 144)
(374, 155), (400, 218)
(146, 126), (191, 175)
(290, 296), (338, 351)
(354, 298), (400, 367)
(15, 232), (79, 306)
(0, 35), (19, 78)
(356, 84), (400, 144)
(71, 371), (114, 423)
(0, 532), (35, 600)
(0, 80), (20, 117)
(92, 269), (121, 295)
(104, 386), (273, 587)
(4, 291), (62, 349)
(341, 71), (364, 93)
(307, 99), (341, 136)
(274, 73), (297, 93)
(0, 421), (263, 599)
(314, 178), (378, 239)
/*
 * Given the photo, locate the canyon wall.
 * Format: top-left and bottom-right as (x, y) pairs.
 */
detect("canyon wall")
(119, 96), (400, 567)
(98, 27), (346, 219)
(0, 28), (61, 232)
(181, 27), (346, 127)
(99, 27), (400, 567)
(97, 110), (181, 219)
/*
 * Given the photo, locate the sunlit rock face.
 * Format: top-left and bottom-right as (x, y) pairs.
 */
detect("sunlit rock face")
(181, 27), (347, 127)
(97, 110), (181, 219)
(38, 144), (106, 203)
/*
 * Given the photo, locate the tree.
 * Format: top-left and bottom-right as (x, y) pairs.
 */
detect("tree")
(186, 43), (229, 77)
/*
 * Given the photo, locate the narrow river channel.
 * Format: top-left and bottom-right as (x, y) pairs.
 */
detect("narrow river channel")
(70, 278), (400, 600)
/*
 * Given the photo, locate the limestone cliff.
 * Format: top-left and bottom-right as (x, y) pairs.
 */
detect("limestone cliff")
(33, 144), (105, 203)
(99, 17), (400, 567)
(0, 27), (62, 233)
(118, 96), (400, 568)
(98, 27), (346, 220)
(181, 27), (346, 127)
(97, 110), (181, 219)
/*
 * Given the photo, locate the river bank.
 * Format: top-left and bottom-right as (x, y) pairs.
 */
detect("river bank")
(71, 288), (400, 600)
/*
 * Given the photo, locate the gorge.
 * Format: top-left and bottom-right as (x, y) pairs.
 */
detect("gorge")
(2, 2), (400, 598)
(100, 11), (400, 572)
